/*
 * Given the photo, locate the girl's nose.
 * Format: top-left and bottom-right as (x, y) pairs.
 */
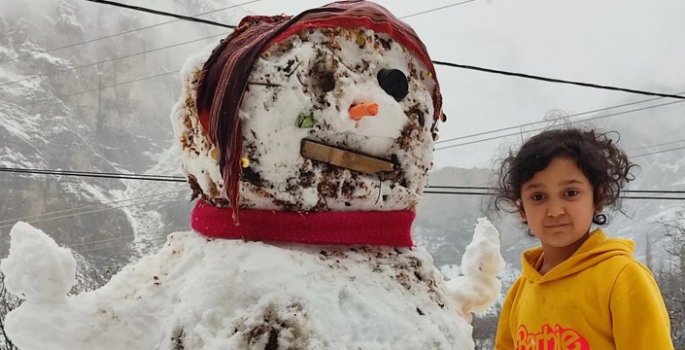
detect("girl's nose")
(547, 201), (565, 217)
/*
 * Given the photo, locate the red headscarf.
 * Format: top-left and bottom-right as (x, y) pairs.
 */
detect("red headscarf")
(196, 1), (442, 222)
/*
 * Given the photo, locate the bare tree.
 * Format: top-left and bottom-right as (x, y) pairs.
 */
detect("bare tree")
(658, 209), (685, 349)
(472, 312), (500, 349)
(655, 268), (685, 349)
(0, 273), (20, 350)
(646, 235), (654, 271)
(661, 210), (685, 279)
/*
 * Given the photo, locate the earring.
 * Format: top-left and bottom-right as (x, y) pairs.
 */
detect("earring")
(593, 213), (607, 225)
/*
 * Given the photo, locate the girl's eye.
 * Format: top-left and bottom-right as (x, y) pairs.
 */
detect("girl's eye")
(531, 194), (545, 201)
(566, 190), (579, 197)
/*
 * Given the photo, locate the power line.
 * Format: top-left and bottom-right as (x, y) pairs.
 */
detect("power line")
(626, 139), (685, 153)
(3, 167), (682, 200)
(0, 189), (186, 226)
(1, 193), (190, 251)
(423, 190), (685, 200)
(0, 69), (180, 112)
(69, 225), (190, 251)
(613, 196), (685, 201)
(0, 167), (186, 182)
(5, 168), (683, 195)
(81, 0), (482, 29)
(0, 193), (187, 230)
(400, 0), (480, 19)
(0, 33), (227, 88)
(74, 0), (685, 101)
(2, 167), (184, 179)
(425, 186), (685, 195)
(0, 0), (263, 65)
(82, 0), (236, 29)
(435, 100), (685, 151)
(2, 187), (681, 253)
(632, 145), (685, 159)
(432, 61), (685, 101)
(424, 190), (490, 196)
(68, 234), (138, 248)
(74, 226), (191, 254)
(436, 93), (684, 145)
(2, 164), (682, 194)
(427, 185), (492, 190)
(64, 192), (685, 253)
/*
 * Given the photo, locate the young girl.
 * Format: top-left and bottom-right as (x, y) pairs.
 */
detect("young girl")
(493, 128), (674, 350)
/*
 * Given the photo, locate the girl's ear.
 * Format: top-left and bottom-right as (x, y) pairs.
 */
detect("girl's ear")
(595, 186), (607, 214)
(595, 206), (604, 215)
(516, 200), (527, 223)
(595, 199), (605, 215)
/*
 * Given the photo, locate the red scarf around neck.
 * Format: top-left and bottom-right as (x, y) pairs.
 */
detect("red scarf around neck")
(191, 199), (415, 247)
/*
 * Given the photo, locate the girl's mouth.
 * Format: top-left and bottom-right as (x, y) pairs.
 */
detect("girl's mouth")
(546, 223), (570, 228)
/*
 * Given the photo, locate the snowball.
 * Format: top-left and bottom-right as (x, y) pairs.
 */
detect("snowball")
(1, 222), (76, 302)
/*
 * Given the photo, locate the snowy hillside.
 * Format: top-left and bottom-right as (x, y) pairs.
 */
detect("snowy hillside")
(0, 0), (252, 264)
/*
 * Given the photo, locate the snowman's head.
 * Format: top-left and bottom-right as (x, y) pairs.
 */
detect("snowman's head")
(173, 1), (444, 220)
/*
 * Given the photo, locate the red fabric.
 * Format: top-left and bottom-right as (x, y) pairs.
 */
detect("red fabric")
(191, 199), (415, 247)
(196, 14), (292, 223)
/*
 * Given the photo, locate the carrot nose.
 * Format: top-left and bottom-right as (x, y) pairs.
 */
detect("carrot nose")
(349, 102), (379, 121)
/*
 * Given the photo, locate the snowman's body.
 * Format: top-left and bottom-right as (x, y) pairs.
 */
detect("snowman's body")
(2, 220), (504, 350)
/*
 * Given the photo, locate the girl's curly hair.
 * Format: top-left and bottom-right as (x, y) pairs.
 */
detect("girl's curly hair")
(493, 128), (637, 225)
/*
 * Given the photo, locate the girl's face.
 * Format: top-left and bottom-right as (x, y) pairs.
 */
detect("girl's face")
(518, 157), (598, 250)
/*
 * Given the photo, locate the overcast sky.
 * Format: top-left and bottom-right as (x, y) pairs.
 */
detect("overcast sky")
(236, 0), (685, 169)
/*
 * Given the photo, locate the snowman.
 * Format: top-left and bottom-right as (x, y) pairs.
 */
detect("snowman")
(1, 2), (505, 349)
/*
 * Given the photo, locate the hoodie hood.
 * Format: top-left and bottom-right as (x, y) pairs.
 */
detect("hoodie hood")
(521, 228), (634, 284)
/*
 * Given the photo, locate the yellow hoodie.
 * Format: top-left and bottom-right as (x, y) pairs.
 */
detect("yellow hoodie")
(495, 229), (673, 350)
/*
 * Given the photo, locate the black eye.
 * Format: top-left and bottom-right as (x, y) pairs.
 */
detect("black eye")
(377, 68), (409, 102)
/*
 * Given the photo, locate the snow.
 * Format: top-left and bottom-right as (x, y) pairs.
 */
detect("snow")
(28, 53), (69, 70)
(444, 219), (505, 319)
(0, 114), (35, 143)
(0, 45), (12, 60)
(0, 146), (37, 168)
(57, 0), (83, 33)
(1, 218), (504, 350)
(1, 222), (76, 301)
(18, 39), (71, 69)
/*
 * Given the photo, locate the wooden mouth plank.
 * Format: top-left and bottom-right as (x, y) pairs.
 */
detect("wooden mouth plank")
(300, 139), (395, 175)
